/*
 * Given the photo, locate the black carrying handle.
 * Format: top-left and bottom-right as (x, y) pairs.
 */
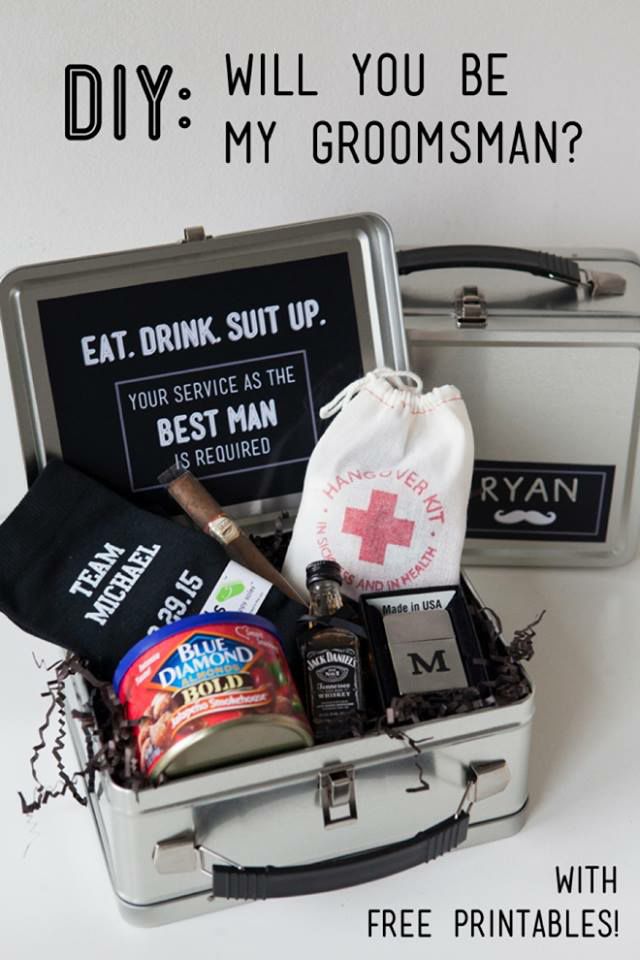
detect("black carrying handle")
(397, 244), (582, 288)
(211, 811), (469, 900)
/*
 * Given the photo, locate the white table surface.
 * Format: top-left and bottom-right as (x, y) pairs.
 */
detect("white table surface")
(1, 557), (638, 959)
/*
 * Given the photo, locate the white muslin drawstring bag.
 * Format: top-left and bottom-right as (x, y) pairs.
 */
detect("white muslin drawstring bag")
(283, 369), (474, 599)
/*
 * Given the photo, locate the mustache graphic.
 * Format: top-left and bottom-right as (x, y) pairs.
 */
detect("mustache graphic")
(494, 509), (557, 526)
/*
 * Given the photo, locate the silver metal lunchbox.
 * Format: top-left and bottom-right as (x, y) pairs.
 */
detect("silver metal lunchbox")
(1, 216), (533, 926)
(400, 246), (640, 568)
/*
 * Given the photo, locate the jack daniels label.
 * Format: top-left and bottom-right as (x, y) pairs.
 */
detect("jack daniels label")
(304, 644), (362, 721)
(467, 460), (616, 542)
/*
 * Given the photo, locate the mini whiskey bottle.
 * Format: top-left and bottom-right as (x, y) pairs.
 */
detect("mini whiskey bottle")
(301, 560), (364, 741)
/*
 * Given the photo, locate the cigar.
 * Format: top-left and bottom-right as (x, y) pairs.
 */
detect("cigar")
(158, 465), (305, 606)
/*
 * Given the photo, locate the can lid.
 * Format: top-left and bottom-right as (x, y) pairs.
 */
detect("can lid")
(112, 611), (283, 696)
(306, 559), (342, 586)
(152, 714), (314, 780)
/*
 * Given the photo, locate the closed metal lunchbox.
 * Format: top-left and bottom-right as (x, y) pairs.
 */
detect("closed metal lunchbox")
(1, 217), (533, 925)
(400, 246), (640, 567)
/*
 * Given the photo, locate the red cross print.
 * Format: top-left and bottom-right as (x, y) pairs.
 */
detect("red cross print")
(341, 489), (415, 565)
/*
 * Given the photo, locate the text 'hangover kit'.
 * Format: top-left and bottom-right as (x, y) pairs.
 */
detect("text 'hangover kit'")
(0, 215), (541, 921)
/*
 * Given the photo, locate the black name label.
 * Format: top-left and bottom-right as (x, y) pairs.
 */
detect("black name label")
(37, 252), (363, 510)
(467, 461), (615, 542)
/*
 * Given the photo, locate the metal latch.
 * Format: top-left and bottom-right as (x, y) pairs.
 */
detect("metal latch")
(456, 759), (511, 818)
(319, 764), (357, 827)
(454, 285), (487, 328)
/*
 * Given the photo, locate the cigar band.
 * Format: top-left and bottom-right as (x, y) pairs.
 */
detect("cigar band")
(206, 514), (241, 545)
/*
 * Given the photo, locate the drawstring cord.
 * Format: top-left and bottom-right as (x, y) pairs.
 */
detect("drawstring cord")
(319, 368), (424, 419)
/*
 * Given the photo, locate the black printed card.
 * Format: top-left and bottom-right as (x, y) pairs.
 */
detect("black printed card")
(37, 253), (364, 511)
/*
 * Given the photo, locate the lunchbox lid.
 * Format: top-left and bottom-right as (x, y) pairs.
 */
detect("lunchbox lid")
(0, 213), (407, 520)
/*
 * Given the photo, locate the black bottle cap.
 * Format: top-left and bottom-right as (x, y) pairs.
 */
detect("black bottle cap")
(305, 560), (342, 586)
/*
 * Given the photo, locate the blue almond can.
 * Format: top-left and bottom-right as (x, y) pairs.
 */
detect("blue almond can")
(113, 612), (313, 780)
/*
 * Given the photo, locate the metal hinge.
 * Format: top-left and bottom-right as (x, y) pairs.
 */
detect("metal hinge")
(182, 225), (209, 243)
(319, 763), (358, 827)
(454, 285), (487, 328)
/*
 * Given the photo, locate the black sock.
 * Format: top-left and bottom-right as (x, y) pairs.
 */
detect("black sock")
(0, 460), (304, 680)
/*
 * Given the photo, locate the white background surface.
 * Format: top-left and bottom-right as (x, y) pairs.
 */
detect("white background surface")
(1, 0), (638, 956)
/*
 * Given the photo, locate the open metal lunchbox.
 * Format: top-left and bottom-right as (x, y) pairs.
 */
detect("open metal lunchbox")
(400, 245), (640, 567)
(0, 215), (533, 926)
